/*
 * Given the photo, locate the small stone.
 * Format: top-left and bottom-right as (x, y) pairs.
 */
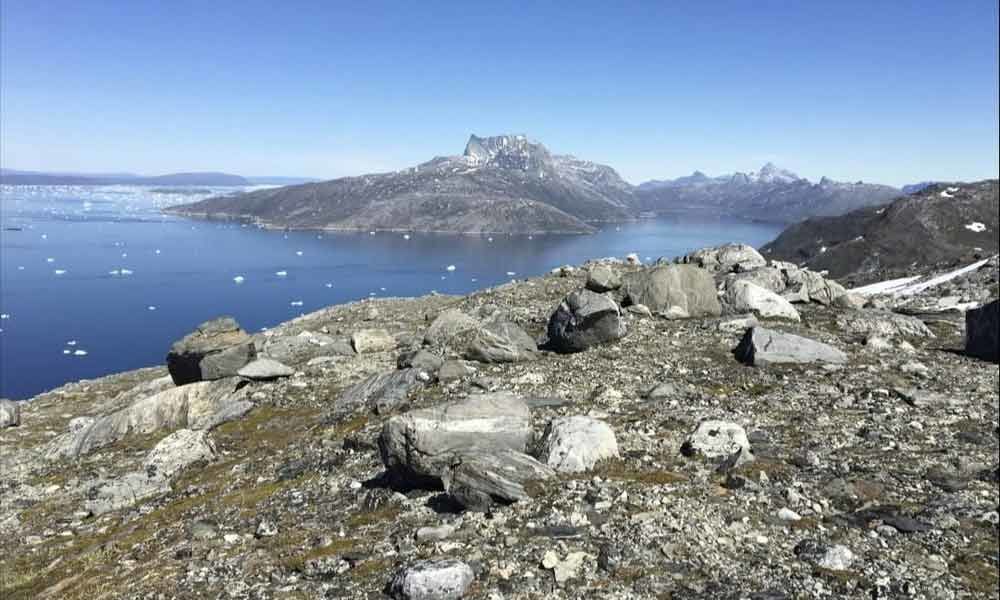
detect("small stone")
(255, 520), (278, 538)
(777, 508), (802, 521)
(541, 550), (588, 584)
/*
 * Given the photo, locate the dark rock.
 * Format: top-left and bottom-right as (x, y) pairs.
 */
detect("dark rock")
(166, 317), (256, 385)
(544, 289), (627, 353)
(442, 449), (555, 511)
(965, 299), (998, 362)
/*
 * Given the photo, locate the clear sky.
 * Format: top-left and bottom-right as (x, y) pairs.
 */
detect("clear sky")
(2, 1), (997, 186)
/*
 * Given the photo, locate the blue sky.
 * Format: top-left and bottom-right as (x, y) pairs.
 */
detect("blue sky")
(2, 1), (997, 186)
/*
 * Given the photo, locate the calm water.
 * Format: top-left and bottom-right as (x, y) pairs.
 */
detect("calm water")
(0, 185), (783, 399)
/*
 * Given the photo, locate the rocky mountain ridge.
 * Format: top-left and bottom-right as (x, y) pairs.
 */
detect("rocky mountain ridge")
(2, 242), (997, 599)
(762, 180), (1000, 283)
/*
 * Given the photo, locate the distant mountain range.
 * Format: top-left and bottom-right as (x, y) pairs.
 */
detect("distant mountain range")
(762, 180), (998, 280)
(635, 164), (903, 223)
(0, 169), (320, 187)
(167, 135), (635, 234)
(167, 134), (931, 234)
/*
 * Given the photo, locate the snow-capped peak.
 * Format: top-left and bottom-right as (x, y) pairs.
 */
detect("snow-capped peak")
(752, 162), (802, 184)
(463, 134), (551, 170)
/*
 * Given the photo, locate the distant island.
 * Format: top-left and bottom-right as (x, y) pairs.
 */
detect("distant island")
(1, 170), (251, 186)
(166, 134), (916, 234)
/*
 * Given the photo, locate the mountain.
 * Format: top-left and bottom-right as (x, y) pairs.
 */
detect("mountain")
(635, 165), (901, 223)
(761, 180), (999, 280)
(246, 176), (320, 185)
(166, 134), (636, 234)
(0, 170), (250, 186)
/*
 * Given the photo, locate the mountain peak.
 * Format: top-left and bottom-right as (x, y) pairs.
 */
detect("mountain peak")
(463, 134), (551, 170)
(754, 162), (801, 183)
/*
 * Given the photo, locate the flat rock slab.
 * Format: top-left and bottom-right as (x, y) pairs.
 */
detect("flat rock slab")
(735, 327), (848, 366)
(836, 311), (934, 340)
(238, 358), (294, 380)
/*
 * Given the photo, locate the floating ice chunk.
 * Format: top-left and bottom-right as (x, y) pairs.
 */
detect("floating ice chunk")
(73, 349), (88, 356)
(965, 222), (987, 233)
(471, 278), (477, 282)
(487, 237), (493, 242)
(54, 269), (67, 275)
(324, 282), (333, 288)
(233, 275), (245, 284)
(275, 271), (288, 277)
(46, 257), (55, 263)
(380, 287), (386, 291)
(147, 305), (156, 311)
(109, 270), (120, 276)
(296, 251), (303, 256)
(121, 253), (127, 258)
(290, 300), (304, 307)
(17, 266), (24, 270)
(67, 340), (77, 346)
(403, 234), (410, 240)
(120, 269), (133, 276)
(0, 313), (9, 320)
(41, 234), (47, 239)
(446, 265), (457, 272)
(528, 236), (533, 240)
(819, 246), (827, 253)
(63, 349), (71, 355)
(369, 231), (376, 236)
(154, 249), (161, 254)
(506, 271), (516, 277)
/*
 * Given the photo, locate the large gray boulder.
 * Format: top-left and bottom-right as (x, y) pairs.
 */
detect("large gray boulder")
(545, 289), (627, 353)
(682, 244), (766, 273)
(389, 559), (475, 600)
(351, 328), (396, 354)
(782, 269), (846, 305)
(586, 264), (622, 292)
(47, 377), (251, 459)
(423, 309), (480, 348)
(735, 327), (848, 366)
(537, 416), (619, 473)
(621, 265), (721, 318)
(836, 311), (934, 341)
(681, 420), (753, 463)
(965, 299), (998, 362)
(443, 449), (555, 511)
(464, 319), (537, 363)
(724, 267), (787, 295)
(722, 280), (800, 321)
(166, 317), (256, 385)
(0, 399), (20, 428)
(335, 369), (424, 417)
(379, 392), (531, 486)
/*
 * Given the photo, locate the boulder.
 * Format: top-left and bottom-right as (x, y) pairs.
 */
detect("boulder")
(724, 267), (787, 295)
(621, 265), (721, 318)
(464, 319), (537, 363)
(166, 317), (256, 385)
(379, 393), (531, 486)
(86, 471), (170, 516)
(965, 299), (998, 362)
(782, 269), (846, 305)
(722, 280), (801, 321)
(0, 399), (20, 428)
(335, 369), (424, 417)
(586, 264), (622, 292)
(47, 377), (251, 459)
(443, 449), (555, 511)
(423, 309), (480, 347)
(437, 360), (474, 382)
(143, 429), (216, 479)
(836, 311), (934, 341)
(397, 349), (445, 373)
(389, 559), (475, 600)
(351, 329), (396, 354)
(681, 420), (753, 463)
(261, 331), (354, 364)
(833, 292), (867, 310)
(537, 416), (619, 473)
(735, 327), (848, 367)
(237, 358), (294, 380)
(681, 244), (766, 273)
(545, 289), (627, 353)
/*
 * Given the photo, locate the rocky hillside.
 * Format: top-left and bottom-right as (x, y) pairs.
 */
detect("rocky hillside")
(1, 243), (997, 600)
(636, 164), (902, 223)
(166, 135), (637, 234)
(761, 180), (999, 282)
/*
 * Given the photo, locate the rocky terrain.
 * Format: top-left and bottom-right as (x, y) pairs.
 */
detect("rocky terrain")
(635, 165), (902, 224)
(762, 180), (999, 283)
(166, 135), (636, 235)
(1, 243), (998, 600)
